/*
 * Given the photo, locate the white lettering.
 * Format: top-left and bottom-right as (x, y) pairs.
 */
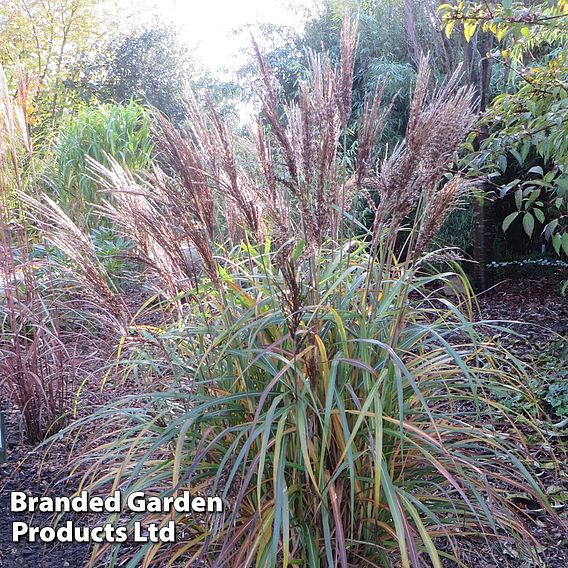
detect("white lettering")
(12, 522), (28, 541)
(127, 491), (147, 512)
(11, 492), (28, 512)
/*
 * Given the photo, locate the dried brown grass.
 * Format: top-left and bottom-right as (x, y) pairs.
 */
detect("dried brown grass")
(75, 14), (476, 305)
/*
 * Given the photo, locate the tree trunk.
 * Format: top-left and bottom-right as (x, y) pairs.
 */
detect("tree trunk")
(465, 29), (494, 292)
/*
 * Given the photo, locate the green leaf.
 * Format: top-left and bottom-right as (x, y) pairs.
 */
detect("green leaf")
(292, 239), (305, 261)
(521, 141), (531, 162)
(515, 189), (523, 210)
(562, 233), (568, 256)
(444, 19), (456, 38)
(528, 189), (540, 203)
(510, 148), (523, 165)
(534, 209), (545, 223)
(557, 178), (568, 195)
(523, 213), (534, 238)
(527, 166), (543, 176)
(521, 27), (531, 41)
(553, 234), (562, 255)
(464, 21), (477, 42)
(544, 219), (559, 240)
(502, 212), (518, 232)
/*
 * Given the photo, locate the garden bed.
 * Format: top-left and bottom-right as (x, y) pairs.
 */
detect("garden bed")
(1, 274), (566, 568)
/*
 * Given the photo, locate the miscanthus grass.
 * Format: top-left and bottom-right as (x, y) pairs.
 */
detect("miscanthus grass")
(33, 13), (555, 567)
(0, 64), (75, 442)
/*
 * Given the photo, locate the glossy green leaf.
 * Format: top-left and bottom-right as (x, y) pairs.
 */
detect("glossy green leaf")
(502, 212), (518, 232)
(523, 212), (534, 238)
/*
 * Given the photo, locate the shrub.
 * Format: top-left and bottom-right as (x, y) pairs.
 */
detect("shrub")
(90, 226), (137, 281)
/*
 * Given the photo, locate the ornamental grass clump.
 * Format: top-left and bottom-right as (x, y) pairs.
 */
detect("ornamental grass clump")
(0, 65), (74, 442)
(63, 14), (553, 567)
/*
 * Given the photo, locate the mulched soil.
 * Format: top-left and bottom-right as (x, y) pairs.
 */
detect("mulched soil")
(0, 330), (123, 568)
(437, 272), (568, 568)
(484, 274), (567, 564)
(0, 275), (567, 568)
(0, 426), (92, 568)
